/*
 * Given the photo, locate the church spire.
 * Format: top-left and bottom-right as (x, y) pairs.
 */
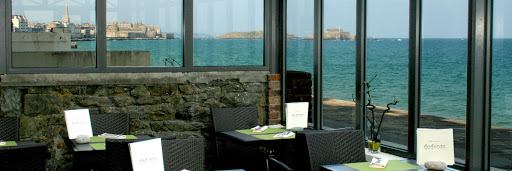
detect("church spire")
(63, 4), (70, 23)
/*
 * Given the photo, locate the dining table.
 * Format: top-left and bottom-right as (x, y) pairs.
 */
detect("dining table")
(320, 159), (459, 171)
(69, 134), (151, 171)
(218, 128), (296, 171)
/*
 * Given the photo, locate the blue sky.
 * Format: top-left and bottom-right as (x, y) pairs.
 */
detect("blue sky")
(12, 0), (511, 38)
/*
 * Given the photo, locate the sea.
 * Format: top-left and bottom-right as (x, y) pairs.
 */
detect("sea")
(74, 38), (512, 128)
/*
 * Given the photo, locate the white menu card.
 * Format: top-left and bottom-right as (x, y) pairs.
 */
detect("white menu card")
(285, 102), (309, 129)
(416, 128), (455, 165)
(64, 109), (93, 139)
(129, 138), (165, 171)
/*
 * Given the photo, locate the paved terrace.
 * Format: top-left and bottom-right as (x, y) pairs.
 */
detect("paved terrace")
(322, 98), (512, 170)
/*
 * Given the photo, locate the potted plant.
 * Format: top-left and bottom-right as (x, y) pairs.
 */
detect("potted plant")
(364, 75), (399, 153)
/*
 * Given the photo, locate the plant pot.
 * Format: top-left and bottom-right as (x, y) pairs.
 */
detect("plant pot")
(368, 139), (381, 154)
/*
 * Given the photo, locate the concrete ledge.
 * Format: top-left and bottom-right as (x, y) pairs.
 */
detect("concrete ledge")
(0, 71), (270, 86)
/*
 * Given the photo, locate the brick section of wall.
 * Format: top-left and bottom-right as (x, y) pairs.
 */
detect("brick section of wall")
(267, 74), (282, 125)
(285, 71), (313, 120)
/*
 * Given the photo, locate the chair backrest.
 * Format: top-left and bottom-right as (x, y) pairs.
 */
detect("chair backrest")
(0, 142), (49, 171)
(90, 114), (129, 135)
(105, 138), (152, 171)
(295, 129), (366, 171)
(211, 107), (258, 132)
(162, 138), (205, 171)
(0, 117), (19, 141)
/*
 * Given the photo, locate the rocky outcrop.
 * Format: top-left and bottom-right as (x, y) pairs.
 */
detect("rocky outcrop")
(216, 30), (264, 39)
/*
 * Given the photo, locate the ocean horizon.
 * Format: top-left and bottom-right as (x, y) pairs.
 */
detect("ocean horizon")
(74, 38), (512, 128)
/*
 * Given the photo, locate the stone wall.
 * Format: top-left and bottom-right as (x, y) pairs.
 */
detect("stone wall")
(12, 51), (151, 68)
(0, 71), (270, 170)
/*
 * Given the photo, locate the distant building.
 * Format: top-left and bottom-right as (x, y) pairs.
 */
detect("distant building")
(46, 21), (65, 32)
(12, 15), (29, 32)
(28, 23), (46, 32)
(107, 21), (167, 39)
(80, 24), (95, 38)
(63, 4), (70, 24)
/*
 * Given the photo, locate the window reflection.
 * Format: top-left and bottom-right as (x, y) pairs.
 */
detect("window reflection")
(421, 0), (468, 164)
(492, 0), (512, 169)
(11, 0), (96, 68)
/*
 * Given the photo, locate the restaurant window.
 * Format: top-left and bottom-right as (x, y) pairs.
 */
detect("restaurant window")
(106, 0), (183, 67)
(366, 0), (409, 149)
(491, 0), (512, 169)
(322, 0), (356, 129)
(11, 0), (96, 68)
(286, 0), (314, 125)
(193, 0), (264, 66)
(421, 0), (468, 164)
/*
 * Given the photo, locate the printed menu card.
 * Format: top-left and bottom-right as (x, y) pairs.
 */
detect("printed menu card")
(64, 109), (93, 139)
(416, 128), (455, 165)
(129, 138), (164, 171)
(285, 102), (309, 129)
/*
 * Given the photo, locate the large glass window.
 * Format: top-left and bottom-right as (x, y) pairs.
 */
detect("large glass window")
(286, 0), (314, 125)
(11, 0), (96, 68)
(107, 0), (182, 67)
(366, 0), (409, 149)
(193, 0), (264, 66)
(322, 0), (356, 129)
(421, 0), (468, 164)
(492, 0), (512, 169)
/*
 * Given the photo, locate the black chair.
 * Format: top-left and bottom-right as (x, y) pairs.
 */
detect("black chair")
(212, 107), (258, 132)
(90, 114), (130, 135)
(162, 138), (205, 171)
(0, 117), (19, 141)
(105, 136), (176, 171)
(212, 107), (266, 171)
(270, 129), (366, 171)
(0, 142), (49, 171)
(105, 138), (152, 171)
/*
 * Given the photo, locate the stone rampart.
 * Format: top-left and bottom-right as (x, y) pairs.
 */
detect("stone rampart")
(12, 51), (151, 67)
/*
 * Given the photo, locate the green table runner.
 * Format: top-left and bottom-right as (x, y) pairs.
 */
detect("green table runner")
(0, 141), (17, 147)
(252, 133), (295, 140)
(236, 128), (288, 135)
(89, 135), (138, 143)
(90, 143), (106, 150)
(344, 160), (422, 171)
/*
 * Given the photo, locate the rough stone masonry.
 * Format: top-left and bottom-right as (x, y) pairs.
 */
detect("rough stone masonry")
(0, 71), (271, 170)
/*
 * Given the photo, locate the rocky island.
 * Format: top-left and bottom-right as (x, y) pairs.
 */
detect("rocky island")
(216, 30), (297, 39)
(304, 28), (355, 40)
(216, 30), (264, 39)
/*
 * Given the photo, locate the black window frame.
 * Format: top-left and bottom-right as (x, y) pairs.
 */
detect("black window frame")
(280, 0), (492, 170)
(1, 0), (275, 74)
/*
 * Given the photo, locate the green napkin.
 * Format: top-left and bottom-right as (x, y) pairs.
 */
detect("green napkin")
(252, 133), (295, 140)
(89, 135), (138, 143)
(344, 160), (422, 171)
(90, 143), (106, 150)
(236, 128), (288, 135)
(0, 141), (17, 147)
